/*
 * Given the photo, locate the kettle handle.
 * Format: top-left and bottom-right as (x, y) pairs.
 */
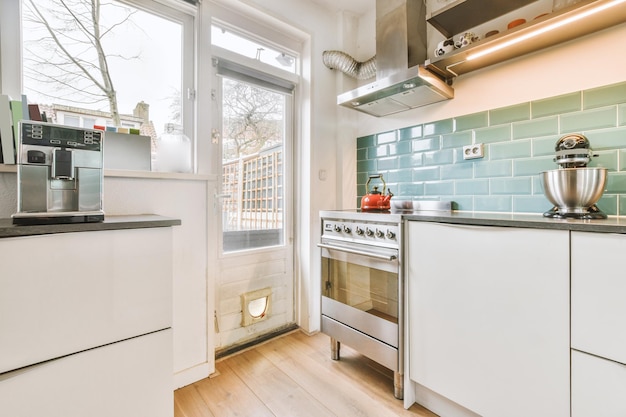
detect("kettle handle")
(365, 174), (386, 194)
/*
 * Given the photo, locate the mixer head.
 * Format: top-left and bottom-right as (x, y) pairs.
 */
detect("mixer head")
(554, 133), (594, 168)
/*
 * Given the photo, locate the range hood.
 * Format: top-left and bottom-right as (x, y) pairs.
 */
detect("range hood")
(334, 0), (453, 117)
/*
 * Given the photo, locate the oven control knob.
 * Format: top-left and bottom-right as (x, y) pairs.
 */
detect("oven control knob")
(355, 227), (364, 236)
(375, 229), (384, 238)
(343, 225), (351, 233)
(365, 227), (374, 237)
(386, 229), (396, 239)
(334, 225), (341, 232)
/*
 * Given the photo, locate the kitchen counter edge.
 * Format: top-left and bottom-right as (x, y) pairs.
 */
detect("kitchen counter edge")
(0, 214), (182, 238)
(402, 211), (626, 234)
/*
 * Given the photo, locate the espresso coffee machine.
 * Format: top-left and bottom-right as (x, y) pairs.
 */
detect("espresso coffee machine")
(12, 121), (105, 225)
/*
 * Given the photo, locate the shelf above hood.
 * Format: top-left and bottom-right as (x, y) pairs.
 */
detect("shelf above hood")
(337, 65), (454, 117)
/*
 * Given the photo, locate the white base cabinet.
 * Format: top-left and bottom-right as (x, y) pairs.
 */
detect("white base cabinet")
(406, 222), (570, 417)
(571, 231), (626, 365)
(0, 329), (172, 417)
(571, 231), (626, 416)
(572, 349), (626, 417)
(0, 224), (174, 417)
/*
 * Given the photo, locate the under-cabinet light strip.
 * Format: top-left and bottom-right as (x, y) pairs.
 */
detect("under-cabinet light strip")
(466, 0), (626, 61)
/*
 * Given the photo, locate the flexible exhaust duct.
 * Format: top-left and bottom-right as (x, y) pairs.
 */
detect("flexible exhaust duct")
(322, 50), (376, 80)
(327, 0), (454, 116)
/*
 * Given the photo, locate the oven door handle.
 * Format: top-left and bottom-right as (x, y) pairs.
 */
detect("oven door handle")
(317, 243), (397, 261)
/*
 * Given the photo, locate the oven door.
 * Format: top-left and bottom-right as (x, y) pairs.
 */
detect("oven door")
(319, 239), (400, 349)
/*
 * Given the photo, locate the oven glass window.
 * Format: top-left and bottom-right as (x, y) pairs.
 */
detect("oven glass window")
(322, 257), (398, 323)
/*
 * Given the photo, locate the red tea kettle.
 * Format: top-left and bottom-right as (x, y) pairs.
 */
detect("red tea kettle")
(361, 174), (393, 211)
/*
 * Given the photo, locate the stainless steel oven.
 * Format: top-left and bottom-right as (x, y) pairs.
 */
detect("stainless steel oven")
(319, 211), (403, 399)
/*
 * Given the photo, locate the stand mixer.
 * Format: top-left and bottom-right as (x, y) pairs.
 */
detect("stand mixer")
(542, 134), (607, 219)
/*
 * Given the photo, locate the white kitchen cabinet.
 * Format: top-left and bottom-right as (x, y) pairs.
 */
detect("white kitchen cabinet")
(406, 222), (570, 417)
(0, 329), (172, 417)
(571, 231), (626, 416)
(571, 349), (626, 417)
(0, 221), (175, 417)
(571, 231), (626, 365)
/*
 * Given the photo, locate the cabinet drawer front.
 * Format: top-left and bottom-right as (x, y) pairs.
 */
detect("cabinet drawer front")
(572, 349), (626, 417)
(571, 232), (626, 364)
(0, 227), (173, 374)
(0, 329), (172, 417)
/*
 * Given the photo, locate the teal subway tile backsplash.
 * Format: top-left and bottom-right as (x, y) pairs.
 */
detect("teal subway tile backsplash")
(442, 131), (472, 149)
(590, 151), (618, 171)
(399, 125), (423, 141)
(441, 163), (473, 180)
(490, 103), (530, 126)
(456, 112), (488, 131)
(560, 107), (617, 133)
(598, 195), (618, 216)
(474, 196), (512, 212)
(423, 149), (454, 166)
(512, 116), (558, 139)
(425, 181), (454, 196)
(377, 130), (397, 144)
(513, 157), (554, 176)
(475, 160), (512, 178)
(490, 140), (531, 160)
(532, 92), (581, 118)
(586, 127), (626, 150)
(490, 177), (532, 195)
(413, 137), (440, 152)
(619, 104), (626, 126)
(356, 81), (626, 215)
(533, 136), (560, 157)
(455, 179), (489, 195)
(475, 125), (511, 144)
(357, 135), (375, 148)
(424, 119), (454, 136)
(584, 82), (626, 110)
(413, 166), (440, 182)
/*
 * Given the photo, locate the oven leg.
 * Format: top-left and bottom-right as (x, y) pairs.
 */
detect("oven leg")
(330, 337), (340, 360)
(394, 372), (403, 400)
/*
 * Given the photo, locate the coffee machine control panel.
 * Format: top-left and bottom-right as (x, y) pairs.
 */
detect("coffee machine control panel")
(21, 122), (102, 152)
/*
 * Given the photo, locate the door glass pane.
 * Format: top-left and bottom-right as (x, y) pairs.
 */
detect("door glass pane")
(322, 257), (398, 323)
(221, 76), (286, 253)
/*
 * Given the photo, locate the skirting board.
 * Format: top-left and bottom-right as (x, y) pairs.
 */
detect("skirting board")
(174, 362), (212, 390)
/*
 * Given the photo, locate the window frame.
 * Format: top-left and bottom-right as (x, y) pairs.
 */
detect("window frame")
(1, 0), (196, 171)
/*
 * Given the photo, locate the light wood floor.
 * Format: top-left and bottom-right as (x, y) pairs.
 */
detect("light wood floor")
(174, 330), (438, 417)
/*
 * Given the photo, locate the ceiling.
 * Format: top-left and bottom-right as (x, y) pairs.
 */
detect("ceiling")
(308, 0), (374, 14)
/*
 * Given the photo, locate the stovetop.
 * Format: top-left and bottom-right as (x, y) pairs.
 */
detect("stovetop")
(320, 201), (453, 247)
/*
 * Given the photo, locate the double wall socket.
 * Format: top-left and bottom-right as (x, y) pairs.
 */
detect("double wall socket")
(463, 143), (484, 160)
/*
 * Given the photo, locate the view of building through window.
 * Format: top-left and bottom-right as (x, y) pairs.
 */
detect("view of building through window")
(21, 0), (183, 153)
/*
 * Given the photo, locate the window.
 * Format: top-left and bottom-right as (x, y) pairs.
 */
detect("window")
(212, 22), (297, 252)
(211, 23), (297, 75)
(17, 0), (195, 169)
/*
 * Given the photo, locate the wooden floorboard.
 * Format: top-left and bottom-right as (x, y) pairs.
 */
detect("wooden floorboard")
(175, 330), (438, 417)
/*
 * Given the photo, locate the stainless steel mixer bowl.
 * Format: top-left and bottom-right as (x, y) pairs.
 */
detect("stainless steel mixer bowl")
(542, 168), (607, 213)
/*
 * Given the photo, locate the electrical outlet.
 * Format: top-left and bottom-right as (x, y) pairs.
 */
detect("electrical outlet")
(463, 143), (484, 160)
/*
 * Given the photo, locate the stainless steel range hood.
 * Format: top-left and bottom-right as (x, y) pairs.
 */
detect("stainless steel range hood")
(336, 0), (453, 117)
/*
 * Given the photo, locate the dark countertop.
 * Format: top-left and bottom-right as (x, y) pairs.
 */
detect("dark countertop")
(0, 214), (181, 238)
(403, 211), (626, 234)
